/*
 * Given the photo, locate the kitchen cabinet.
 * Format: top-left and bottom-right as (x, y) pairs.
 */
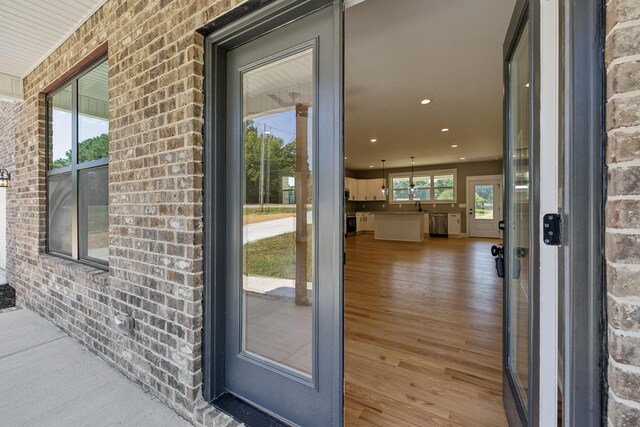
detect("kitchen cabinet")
(365, 178), (386, 201)
(356, 212), (375, 232)
(345, 177), (358, 201)
(366, 213), (375, 231)
(448, 213), (461, 235)
(357, 180), (367, 201)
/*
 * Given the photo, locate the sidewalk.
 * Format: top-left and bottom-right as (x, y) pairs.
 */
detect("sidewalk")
(0, 309), (193, 427)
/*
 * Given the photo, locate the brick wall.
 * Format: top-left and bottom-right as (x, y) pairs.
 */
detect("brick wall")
(0, 100), (19, 285)
(606, 1), (640, 425)
(13, 0), (248, 425)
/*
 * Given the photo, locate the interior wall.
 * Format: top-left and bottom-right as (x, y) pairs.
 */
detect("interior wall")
(347, 159), (503, 233)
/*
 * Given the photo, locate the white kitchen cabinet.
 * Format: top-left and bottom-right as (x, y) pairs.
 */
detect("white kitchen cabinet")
(366, 213), (375, 231)
(345, 177), (357, 200)
(357, 180), (367, 201)
(424, 214), (429, 235)
(365, 178), (385, 201)
(448, 213), (461, 235)
(356, 213), (365, 232)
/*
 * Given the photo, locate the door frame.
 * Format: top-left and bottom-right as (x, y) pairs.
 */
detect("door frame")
(201, 1), (344, 424)
(466, 174), (503, 238)
(560, 0), (606, 425)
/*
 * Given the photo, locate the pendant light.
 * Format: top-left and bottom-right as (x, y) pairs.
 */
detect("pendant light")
(380, 160), (388, 195)
(409, 157), (416, 194)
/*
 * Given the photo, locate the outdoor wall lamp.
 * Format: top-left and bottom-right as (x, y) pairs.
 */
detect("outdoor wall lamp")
(0, 169), (10, 188)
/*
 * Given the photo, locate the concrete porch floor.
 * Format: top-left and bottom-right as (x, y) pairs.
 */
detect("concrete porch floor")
(0, 308), (193, 427)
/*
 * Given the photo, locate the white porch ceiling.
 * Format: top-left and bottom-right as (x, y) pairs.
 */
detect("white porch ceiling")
(0, 0), (107, 99)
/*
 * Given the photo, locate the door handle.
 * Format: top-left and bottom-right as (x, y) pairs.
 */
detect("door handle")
(491, 245), (504, 278)
(499, 220), (505, 230)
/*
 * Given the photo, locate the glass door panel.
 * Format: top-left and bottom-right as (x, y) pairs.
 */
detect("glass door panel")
(241, 48), (314, 377)
(507, 20), (530, 409)
(220, 4), (342, 426)
(474, 184), (495, 220)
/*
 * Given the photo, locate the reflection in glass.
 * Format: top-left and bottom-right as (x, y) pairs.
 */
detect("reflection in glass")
(507, 22), (530, 407)
(241, 49), (314, 376)
(79, 166), (109, 262)
(48, 173), (73, 254)
(48, 85), (73, 170)
(474, 184), (494, 220)
(78, 61), (109, 164)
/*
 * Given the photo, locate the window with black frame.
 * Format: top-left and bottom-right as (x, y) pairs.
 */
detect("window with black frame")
(46, 57), (109, 267)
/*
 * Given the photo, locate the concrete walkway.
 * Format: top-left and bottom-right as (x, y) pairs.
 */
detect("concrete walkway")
(243, 211), (312, 244)
(0, 309), (192, 427)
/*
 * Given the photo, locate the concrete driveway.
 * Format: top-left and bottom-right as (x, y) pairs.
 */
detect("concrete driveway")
(0, 308), (193, 427)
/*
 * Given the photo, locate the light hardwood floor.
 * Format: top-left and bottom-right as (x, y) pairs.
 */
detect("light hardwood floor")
(344, 234), (508, 426)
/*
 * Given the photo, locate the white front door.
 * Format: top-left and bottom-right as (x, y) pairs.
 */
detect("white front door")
(467, 175), (502, 238)
(0, 189), (6, 270)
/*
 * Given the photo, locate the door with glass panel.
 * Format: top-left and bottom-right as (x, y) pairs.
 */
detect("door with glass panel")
(223, 3), (341, 426)
(467, 176), (502, 238)
(502, 0), (559, 424)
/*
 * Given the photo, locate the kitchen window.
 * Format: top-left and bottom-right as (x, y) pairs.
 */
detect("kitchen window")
(46, 56), (109, 268)
(389, 169), (456, 203)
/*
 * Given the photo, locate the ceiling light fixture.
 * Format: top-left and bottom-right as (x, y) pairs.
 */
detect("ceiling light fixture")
(460, 157), (466, 160)
(369, 165), (373, 168)
(409, 156), (416, 195)
(380, 160), (388, 196)
(525, 83), (530, 88)
(441, 128), (449, 132)
(451, 144), (458, 148)
(420, 99), (431, 105)
(370, 138), (377, 143)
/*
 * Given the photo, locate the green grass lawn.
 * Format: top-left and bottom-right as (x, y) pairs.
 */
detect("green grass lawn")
(244, 226), (313, 281)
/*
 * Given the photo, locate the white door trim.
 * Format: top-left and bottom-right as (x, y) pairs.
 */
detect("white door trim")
(538, 0), (559, 423)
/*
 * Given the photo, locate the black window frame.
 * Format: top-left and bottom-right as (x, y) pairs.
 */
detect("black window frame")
(45, 54), (109, 270)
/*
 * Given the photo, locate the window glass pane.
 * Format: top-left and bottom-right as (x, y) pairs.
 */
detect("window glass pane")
(241, 48), (314, 376)
(78, 61), (109, 164)
(435, 187), (454, 200)
(393, 189), (409, 201)
(48, 85), (73, 170)
(79, 166), (109, 262)
(474, 184), (494, 219)
(413, 189), (430, 200)
(434, 174), (454, 187)
(48, 173), (72, 254)
(392, 177), (409, 189)
(413, 176), (431, 188)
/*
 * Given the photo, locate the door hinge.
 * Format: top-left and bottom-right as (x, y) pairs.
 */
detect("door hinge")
(543, 213), (561, 245)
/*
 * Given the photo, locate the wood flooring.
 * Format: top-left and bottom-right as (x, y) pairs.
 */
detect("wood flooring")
(344, 234), (508, 426)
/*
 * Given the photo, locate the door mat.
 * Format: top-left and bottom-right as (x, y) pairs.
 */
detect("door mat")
(0, 284), (15, 310)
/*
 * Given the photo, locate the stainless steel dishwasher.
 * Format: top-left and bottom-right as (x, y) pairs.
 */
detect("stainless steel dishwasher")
(429, 213), (448, 237)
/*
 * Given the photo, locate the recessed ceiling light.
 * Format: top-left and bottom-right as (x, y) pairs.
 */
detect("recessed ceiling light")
(525, 83), (530, 88)
(420, 99), (431, 105)
(369, 165), (374, 168)
(451, 144), (458, 148)
(370, 138), (377, 143)
(460, 157), (466, 160)
(344, 156), (348, 160)
(441, 128), (449, 132)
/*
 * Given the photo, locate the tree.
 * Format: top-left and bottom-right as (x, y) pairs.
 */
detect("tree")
(52, 133), (109, 169)
(243, 122), (297, 205)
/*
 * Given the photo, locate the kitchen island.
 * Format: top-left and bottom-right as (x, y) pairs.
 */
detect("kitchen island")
(373, 212), (424, 242)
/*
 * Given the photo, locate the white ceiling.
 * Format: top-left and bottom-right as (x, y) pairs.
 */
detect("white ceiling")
(0, 0), (107, 80)
(345, 0), (516, 170)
